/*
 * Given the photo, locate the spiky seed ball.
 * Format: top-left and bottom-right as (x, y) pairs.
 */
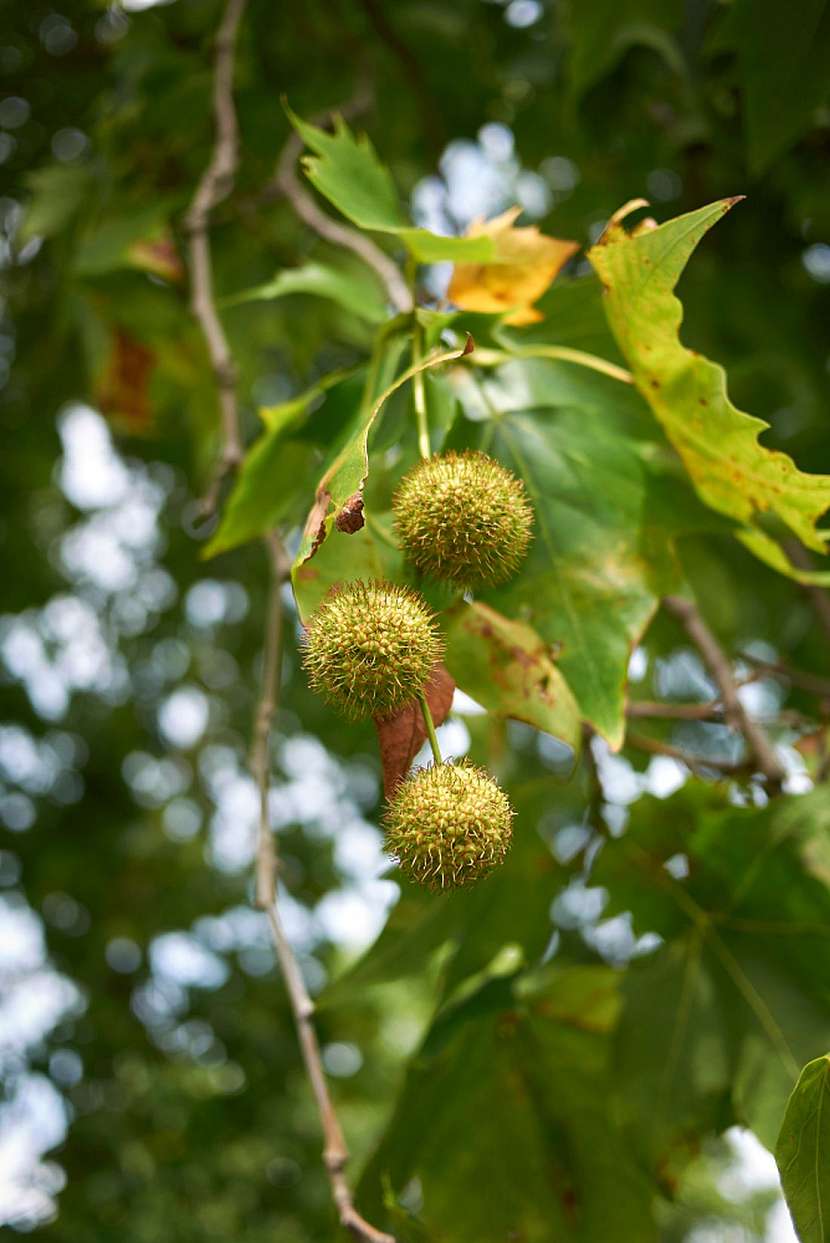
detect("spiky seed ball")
(385, 760), (513, 890)
(303, 580), (442, 720)
(392, 450), (533, 588)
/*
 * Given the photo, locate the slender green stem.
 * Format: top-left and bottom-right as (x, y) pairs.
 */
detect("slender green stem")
(470, 344), (633, 385)
(412, 318), (431, 459)
(417, 690), (443, 765)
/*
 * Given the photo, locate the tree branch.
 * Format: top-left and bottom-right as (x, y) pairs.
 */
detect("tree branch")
(625, 731), (751, 779)
(737, 652), (830, 700)
(627, 699), (726, 721)
(272, 104), (412, 315)
(184, 0), (247, 517)
(662, 595), (786, 788)
(251, 533), (395, 1243)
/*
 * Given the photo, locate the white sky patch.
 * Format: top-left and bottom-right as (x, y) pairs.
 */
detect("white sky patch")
(58, 404), (129, 510)
(158, 686), (210, 750)
(149, 932), (228, 990)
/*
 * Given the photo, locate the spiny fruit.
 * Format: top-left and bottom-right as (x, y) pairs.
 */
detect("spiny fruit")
(385, 760), (513, 889)
(303, 580), (442, 720)
(392, 450), (533, 588)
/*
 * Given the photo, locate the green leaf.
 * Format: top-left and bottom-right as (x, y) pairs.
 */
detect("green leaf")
(588, 201), (830, 572)
(453, 404), (680, 746)
(563, 0), (684, 100)
(222, 258), (388, 323)
(776, 1054), (830, 1243)
(21, 163), (94, 243)
(357, 971), (656, 1242)
(733, 0), (830, 173)
(286, 108), (496, 263)
(292, 339), (471, 575)
(203, 376), (352, 559)
(73, 202), (180, 277)
(595, 788), (830, 1159)
(443, 601), (581, 753)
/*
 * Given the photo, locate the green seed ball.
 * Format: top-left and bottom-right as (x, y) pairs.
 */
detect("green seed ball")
(392, 450), (533, 588)
(303, 580), (443, 720)
(385, 760), (514, 890)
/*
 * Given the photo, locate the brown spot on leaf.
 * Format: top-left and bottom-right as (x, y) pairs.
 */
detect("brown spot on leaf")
(375, 665), (455, 797)
(334, 492), (365, 534)
(301, 488), (332, 561)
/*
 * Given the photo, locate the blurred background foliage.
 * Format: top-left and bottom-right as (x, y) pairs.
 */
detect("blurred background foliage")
(0, 0), (829, 1240)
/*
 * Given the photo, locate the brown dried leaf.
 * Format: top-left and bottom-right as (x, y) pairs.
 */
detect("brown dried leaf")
(375, 665), (455, 798)
(95, 329), (155, 434)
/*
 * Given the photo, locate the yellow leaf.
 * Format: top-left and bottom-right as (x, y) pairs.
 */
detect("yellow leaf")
(448, 207), (578, 325)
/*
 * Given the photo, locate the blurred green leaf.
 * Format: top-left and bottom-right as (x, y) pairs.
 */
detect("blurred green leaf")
(733, 0), (830, 173)
(358, 970), (655, 1242)
(223, 259), (388, 323)
(20, 163), (94, 242)
(563, 0), (684, 99)
(596, 788), (830, 1160)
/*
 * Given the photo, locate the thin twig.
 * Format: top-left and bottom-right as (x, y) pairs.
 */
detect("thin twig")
(273, 105), (412, 314)
(251, 533), (394, 1243)
(625, 731), (750, 779)
(662, 595), (786, 788)
(185, 0), (248, 518)
(627, 699), (725, 721)
(250, 532), (290, 907)
(782, 538), (830, 642)
(738, 652), (830, 699)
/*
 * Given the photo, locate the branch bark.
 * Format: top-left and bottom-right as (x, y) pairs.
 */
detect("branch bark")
(662, 595), (786, 788)
(625, 731), (751, 778)
(184, 0), (247, 516)
(251, 532), (395, 1243)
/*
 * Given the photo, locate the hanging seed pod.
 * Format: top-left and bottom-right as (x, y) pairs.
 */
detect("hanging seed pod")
(385, 760), (513, 889)
(303, 579), (442, 720)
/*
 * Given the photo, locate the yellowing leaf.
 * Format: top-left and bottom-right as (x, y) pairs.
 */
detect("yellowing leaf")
(448, 207), (579, 325)
(588, 199), (830, 572)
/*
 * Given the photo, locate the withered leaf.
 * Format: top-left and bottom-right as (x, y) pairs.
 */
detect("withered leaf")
(375, 665), (455, 798)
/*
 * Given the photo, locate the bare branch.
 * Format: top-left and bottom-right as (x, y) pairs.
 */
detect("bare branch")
(627, 699), (726, 722)
(251, 533), (395, 1243)
(783, 537), (830, 642)
(272, 105), (412, 315)
(737, 652), (830, 700)
(625, 731), (750, 779)
(662, 595), (786, 788)
(184, 0), (248, 516)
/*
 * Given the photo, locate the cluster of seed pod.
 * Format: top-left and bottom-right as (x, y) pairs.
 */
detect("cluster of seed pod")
(302, 450), (533, 890)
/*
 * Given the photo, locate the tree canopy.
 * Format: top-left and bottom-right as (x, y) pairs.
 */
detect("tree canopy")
(2, 2), (830, 1241)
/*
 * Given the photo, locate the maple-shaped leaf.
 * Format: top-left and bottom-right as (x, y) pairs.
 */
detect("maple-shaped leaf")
(588, 199), (830, 580)
(448, 207), (579, 325)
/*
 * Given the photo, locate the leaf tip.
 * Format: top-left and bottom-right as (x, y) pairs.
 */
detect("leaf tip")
(462, 333), (475, 357)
